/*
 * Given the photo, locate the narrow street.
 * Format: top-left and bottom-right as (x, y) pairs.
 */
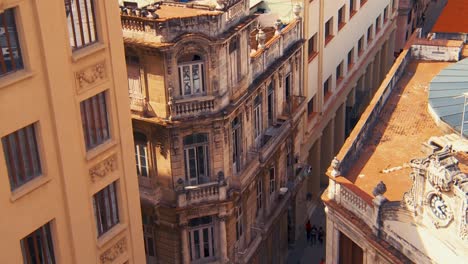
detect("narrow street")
(287, 201), (326, 264)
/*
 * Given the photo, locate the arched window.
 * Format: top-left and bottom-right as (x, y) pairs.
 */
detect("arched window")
(178, 54), (205, 96)
(183, 133), (209, 185)
(134, 132), (149, 177)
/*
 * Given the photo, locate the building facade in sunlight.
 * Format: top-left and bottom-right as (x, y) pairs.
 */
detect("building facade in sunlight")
(119, 0), (306, 263)
(0, 0), (145, 263)
(322, 49), (468, 263)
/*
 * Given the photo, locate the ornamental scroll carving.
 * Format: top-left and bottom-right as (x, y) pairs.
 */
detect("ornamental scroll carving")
(76, 62), (106, 91)
(90, 154), (118, 182)
(100, 237), (127, 264)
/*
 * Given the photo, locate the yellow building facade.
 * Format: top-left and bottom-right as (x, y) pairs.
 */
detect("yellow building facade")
(0, 0), (145, 263)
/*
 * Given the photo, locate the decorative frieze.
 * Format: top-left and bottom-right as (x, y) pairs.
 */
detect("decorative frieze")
(100, 237), (127, 264)
(90, 154), (118, 182)
(75, 62), (107, 92)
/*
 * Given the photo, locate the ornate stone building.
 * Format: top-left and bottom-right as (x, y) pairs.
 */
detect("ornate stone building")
(119, 0), (306, 263)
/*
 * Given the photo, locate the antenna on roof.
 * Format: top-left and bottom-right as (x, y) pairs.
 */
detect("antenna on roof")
(454, 92), (468, 138)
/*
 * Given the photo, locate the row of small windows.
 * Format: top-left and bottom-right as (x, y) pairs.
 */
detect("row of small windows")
(1, 91), (117, 262)
(1, 1), (98, 78)
(17, 181), (119, 263)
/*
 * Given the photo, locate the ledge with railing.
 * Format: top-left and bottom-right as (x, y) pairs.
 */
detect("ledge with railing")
(170, 96), (216, 118)
(251, 18), (302, 79)
(129, 93), (146, 113)
(177, 181), (227, 207)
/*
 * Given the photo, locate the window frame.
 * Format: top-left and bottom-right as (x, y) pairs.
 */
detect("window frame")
(21, 222), (56, 264)
(65, 0), (99, 51)
(178, 58), (205, 97)
(325, 18), (334, 45)
(338, 5), (346, 30)
(232, 116), (243, 175)
(236, 205), (244, 241)
(269, 167), (276, 194)
(183, 133), (210, 186)
(188, 216), (216, 261)
(93, 181), (120, 237)
(0, 7), (24, 78)
(2, 123), (42, 191)
(256, 178), (263, 214)
(253, 95), (262, 142)
(308, 33), (318, 62)
(80, 91), (111, 151)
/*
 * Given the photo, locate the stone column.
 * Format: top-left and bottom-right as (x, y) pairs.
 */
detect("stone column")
(180, 224), (190, 264)
(218, 216), (228, 262)
(373, 50), (382, 88)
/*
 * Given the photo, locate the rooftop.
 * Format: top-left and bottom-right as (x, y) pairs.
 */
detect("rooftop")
(343, 61), (453, 202)
(432, 0), (468, 34)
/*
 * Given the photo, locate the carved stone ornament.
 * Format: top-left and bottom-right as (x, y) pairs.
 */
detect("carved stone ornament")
(372, 181), (387, 197)
(331, 157), (341, 177)
(90, 154), (118, 182)
(76, 62), (106, 91)
(100, 237), (127, 264)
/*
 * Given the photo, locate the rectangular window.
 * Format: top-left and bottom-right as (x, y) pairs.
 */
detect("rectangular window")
(65, 0), (98, 50)
(336, 61), (344, 82)
(349, 0), (356, 18)
(135, 143), (149, 177)
(324, 76), (331, 97)
(308, 33), (318, 61)
(93, 182), (119, 236)
(189, 216), (215, 261)
(267, 83), (275, 127)
(229, 37), (241, 86)
(21, 223), (56, 264)
(2, 124), (42, 191)
(307, 96), (315, 116)
(236, 205), (243, 241)
(269, 167), (275, 194)
(0, 8), (23, 77)
(338, 6), (346, 30)
(256, 178), (263, 214)
(253, 95), (262, 142)
(367, 25), (373, 43)
(325, 18), (333, 44)
(183, 133), (209, 186)
(384, 6), (389, 22)
(142, 214), (156, 259)
(376, 15), (382, 32)
(232, 116), (242, 174)
(347, 48), (354, 68)
(178, 62), (205, 96)
(80, 91), (110, 150)
(358, 36), (364, 55)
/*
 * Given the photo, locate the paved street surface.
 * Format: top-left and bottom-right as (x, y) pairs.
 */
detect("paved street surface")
(287, 202), (326, 264)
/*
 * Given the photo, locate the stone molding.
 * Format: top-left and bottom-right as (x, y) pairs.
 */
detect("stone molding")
(100, 237), (127, 264)
(90, 154), (118, 182)
(76, 61), (107, 92)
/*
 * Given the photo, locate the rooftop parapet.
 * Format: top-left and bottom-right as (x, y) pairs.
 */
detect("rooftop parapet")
(120, 0), (249, 43)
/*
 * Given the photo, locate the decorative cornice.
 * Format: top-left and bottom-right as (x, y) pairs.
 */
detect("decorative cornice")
(75, 61), (107, 92)
(90, 154), (118, 182)
(100, 237), (127, 264)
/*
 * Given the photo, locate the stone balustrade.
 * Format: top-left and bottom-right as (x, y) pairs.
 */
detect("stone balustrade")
(251, 19), (302, 79)
(129, 93), (145, 112)
(171, 96), (215, 118)
(177, 181), (227, 207)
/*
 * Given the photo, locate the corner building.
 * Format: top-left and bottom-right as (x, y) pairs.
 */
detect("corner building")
(119, 0), (306, 263)
(0, 0), (145, 263)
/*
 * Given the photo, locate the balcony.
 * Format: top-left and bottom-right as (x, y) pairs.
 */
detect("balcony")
(170, 96), (215, 119)
(120, 0), (249, 43)
(250, 18), (302, 79)
(282, 95), (306, 121)
(177, 181), (227, 207)
(260, 118), (291, 163)
(129, 93), (145, 113)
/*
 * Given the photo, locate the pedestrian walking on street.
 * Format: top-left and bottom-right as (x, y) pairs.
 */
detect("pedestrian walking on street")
(318, 226), (325, 245)
(305, 220), (312, 244)
(311, 225), (318, 245)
